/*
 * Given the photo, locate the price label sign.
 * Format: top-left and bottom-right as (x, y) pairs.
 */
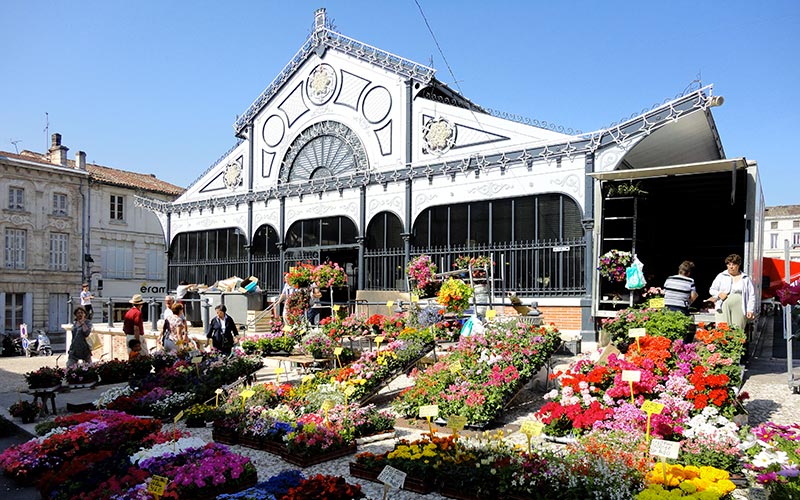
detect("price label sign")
(282, 324), (292, 332)
(418, 404), (439, 419)
(520, 421), (544, 437)
(378, 465), (407, 489)
(302, 374), (314, 384)
(447, 415), (467, 431)
(374, 335), (385, 347)
(449, 361), (462, 374)
(191, 356), (203, 364)
(333, 304), (341, 311)
(148, 475), (169, 495)
(275, 367), (285, 375)
(628, 328), (646, 338)
(173, 410), (184, 424)
(641, 401), (665, 415)
(621, 370), (641, 382)
(486, 309), (497, 320)
(386, 300), (394, 309)
(411, 295), (419, 303)
(214, 388), (224, 395)
(344, 385), (356, 397)
(333, 347), (343, 356)
(649, 438), (680, 460)
(321, 399), (335, 411)
(240, 389), (255, 399)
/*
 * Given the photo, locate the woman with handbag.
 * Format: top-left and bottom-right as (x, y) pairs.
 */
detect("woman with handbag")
(67, 306), (93, 367)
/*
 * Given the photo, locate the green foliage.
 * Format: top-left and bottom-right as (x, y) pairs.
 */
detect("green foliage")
(601, 307), (693, 350)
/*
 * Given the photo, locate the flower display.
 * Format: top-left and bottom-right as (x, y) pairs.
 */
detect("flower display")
(639, 464), (736, 499)
(282, 474), (365, 500)
(598, 249), (633, 282)
(601, 306), (694, 351)
(437, 277), (474, 314)
(285, 262), (314, 288)
(394, 322), (561, 424)
(24, 365), (64, 389)
(453, 254), (493, 278)
(741, 422), (800, 498)
(311, 261), (348, 288)
(284, 289), (309, 324)
(8, 400), (41, 422)
(65, 362), (100, 385)
(407, 254), (438, 294)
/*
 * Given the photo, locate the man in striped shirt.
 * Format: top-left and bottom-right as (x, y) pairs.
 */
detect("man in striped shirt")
(663, 261), (698, 315)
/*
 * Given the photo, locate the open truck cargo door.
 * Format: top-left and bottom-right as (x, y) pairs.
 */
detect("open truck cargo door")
(589, 158), (763, 320)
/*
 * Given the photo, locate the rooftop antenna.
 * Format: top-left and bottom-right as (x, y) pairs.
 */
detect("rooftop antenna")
(10, 139), (22, 154)
(43, 112), (49, 152)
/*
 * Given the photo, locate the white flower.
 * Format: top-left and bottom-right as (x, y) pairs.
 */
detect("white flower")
(130, 436), (207, 465)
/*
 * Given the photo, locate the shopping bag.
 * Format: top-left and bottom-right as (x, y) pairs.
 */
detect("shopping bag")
(625, 257), (646, 290)
(459, 315), (484, 337)
(87, 332), (102, 351)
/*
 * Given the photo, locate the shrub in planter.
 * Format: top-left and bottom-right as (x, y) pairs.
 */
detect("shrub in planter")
(601, 306), (693, 351)
(24, 366), (64, 389)
(95, 359), (131, 384)
(8, 400), (41, 422)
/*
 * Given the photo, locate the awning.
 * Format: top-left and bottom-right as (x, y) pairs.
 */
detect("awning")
(588, 157), (752, 181)
(763, 257), (800, 299)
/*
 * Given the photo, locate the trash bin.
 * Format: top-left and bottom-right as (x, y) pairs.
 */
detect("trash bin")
(183, 291), (202, 326)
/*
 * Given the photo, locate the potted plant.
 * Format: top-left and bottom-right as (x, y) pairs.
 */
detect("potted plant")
(24, 366), (64, 390)
(65, 363), (99, 386)
(453, 255), (493, 278)
(8, 400), (41, 423)
(437, 277), (474, 315)
(311, 262), (348, 288)
(597, 249), (632, 283)
(407, 254), (438, 296)
(285, 263), (315, 288)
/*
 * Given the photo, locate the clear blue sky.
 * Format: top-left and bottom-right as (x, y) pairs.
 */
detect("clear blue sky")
(2, 1), (798, 205)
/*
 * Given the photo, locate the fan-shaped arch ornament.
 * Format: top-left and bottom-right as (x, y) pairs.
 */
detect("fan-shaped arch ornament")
(279, 121), (369, 183)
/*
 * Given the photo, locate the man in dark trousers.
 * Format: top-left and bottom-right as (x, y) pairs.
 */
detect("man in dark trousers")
(206, 304), (238, 355)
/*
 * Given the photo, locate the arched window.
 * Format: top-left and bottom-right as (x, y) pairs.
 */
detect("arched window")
(412, 194), (582, 247)
(252, 225), (280, 256)
(279, 121), (368, 183)
(285, 216), (358, 248)
(366, 211), (404, 250)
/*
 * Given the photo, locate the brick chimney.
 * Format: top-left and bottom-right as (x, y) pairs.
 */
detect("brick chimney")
(76, 150), (86, 170)
(49, 133), (69, 166)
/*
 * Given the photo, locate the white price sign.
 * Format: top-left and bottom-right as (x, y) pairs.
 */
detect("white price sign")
(628, 328), (646, 338)
(621, 370), (641, 382)
(649, 438), (680, 459)
(378, 465), (407, 489)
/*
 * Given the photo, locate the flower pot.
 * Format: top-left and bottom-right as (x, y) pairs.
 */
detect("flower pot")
(438, 482), (481, 500)
(349, 462), (381, 482)
(212, 429), (239, 445)
(282, 443), (357, 467)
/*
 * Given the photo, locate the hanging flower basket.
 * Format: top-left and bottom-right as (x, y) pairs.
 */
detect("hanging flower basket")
(437, 278), (474, 315)
(407, 254), (438, 294)
(597, 249), (632, 283)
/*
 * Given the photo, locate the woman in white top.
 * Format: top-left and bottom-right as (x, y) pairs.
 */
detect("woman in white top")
(709, 253), (755, 329)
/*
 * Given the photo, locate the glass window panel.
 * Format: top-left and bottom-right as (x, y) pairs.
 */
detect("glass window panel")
(321, 217), (339, 245)
(385, 214), (404, 248)
(514, 197), (535, 241)
(217, 229), (228, 258)
(303, 220), (320, 247)
(449, 205), (468, 246)
(366, 214), (386, 249)
(492, 199), (513, 243)
(266, 226), (279, 254)
(469, 202), (489, 245)
(563, 196), (583, 239)
(537, 194), (561, 240)
(340, 217), (357, 244)
(286, 222), (302, 248)
(412, 212), (430, 248)
(430, 206), (448, 246)
(207, 231), (217, 260)
(188, 232), (198, 260)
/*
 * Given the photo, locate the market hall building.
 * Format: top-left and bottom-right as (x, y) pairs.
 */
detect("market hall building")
(138, 9), (760, 343)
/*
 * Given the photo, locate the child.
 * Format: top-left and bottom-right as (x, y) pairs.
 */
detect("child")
(128, 338), (143, 360)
